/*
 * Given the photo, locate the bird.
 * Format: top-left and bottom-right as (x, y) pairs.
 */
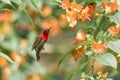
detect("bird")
(32, 27), (51, 61)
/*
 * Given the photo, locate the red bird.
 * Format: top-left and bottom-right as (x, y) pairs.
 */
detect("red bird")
(32, 28), (51, 61)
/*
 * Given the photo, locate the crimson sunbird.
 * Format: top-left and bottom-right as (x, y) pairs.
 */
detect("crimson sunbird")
(32, 28), (51, 61)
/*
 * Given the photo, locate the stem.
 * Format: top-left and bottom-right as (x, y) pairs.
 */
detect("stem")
(88, 53), (97, 75)
(23, 9), (35, 28)
(91, 58), (95, 75)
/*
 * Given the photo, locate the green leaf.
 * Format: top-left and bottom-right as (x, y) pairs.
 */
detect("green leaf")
(85, 51), (93, 56)
(0, 52), (15, 63)
(68, 62), (88, 80)
(11, 0), (23, 7)
(95, 53), (117, 69)
(0, 34), (19, 53)
(109, 11), (120, 25)
(0, 0), (16, 10)
(103, 19), (114, 32)
(50, 0), (61, 6)
(23, 9), (35, 27)
(30, 0), (42, 14)
(108, 39), (120, 55)
(0, 9), (14, 12)
(1, 0), (11, 5)
(94, 14), (105, 39)
(117, 59), (120, 72)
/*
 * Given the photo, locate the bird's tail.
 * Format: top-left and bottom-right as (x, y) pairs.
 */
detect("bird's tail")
(36, 50), (40, 62)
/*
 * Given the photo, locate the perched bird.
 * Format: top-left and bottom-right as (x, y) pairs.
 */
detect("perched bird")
(32, 27), (51, 61)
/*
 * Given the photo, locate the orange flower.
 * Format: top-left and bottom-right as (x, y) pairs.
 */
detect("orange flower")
(0, 57), (8, 67)
(70, 2), (83, 12)
(41, 5), (52, 17)
(102, 0), (118, 14)
(87, 5), (95, 14)
(75, 31), (86, 43)
(74, 31), (90, 44)
(77, 6), (90, 21)
(71, 45), (86, 61)
(0, 22), (13, 34)
(9, 52), (26, 64)
(97, 71), (108, 79)
(0, 11), (11, 22)
(108, 26), (118, 35)
(102, 72), (108, 79)
(4, 67), (11, 75)
(60, 14), (67, 21)
(68, 20), (77, 29)
(20, 39), (28, 46)
(97, 70), (102, 78)
(93, 12), (100, 19)
(117, 25), (120, 33)
(62, 0), (70, 10)
(66, 11), (77, 22)
(92, 41), (107, 54)
(101, 2), (106, 9)
(71, 49), (82, 61)
(61, 11), (78, 29)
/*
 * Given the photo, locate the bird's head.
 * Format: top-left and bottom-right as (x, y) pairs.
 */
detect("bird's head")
(43, 27), (51, 36)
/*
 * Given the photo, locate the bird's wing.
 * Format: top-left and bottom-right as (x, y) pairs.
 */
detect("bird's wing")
(34, 40), (44, 53)
(32, 36), (45, 61)
(32, 38), (42, 50)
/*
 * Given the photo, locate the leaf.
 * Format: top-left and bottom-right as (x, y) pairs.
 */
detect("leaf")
(11, 0), (23, 7)
(103, 19), (114, 32)
(68, 62), (88, 80)
(0, 52), (15, 63)
(117, 59), (120, 72)
(95, 53), (117, 69)
(23, 9), (35, 27)
(0, 9), (14, 12)
(0, 0), (16, 10)
(1, 0), (11, 5)
(106, 78), (113, 80)
(94, 14), (105, 39)
(50, 0), (61, 6)
(85, 51), (93, 56)
(108, 39), (120, 54)
(0, 34), (19, 53)
(109, 11), (120, 25)
(30, 0), (42, 14)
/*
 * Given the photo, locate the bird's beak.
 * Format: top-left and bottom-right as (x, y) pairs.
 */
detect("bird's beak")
(49, 27), (52, 30)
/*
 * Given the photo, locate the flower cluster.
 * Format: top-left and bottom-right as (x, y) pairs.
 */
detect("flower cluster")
(108, 25), (120, 35)
(73, 31), (90, 44)
(72, 31), (89, 61)
(92, 40), (107, 54)
(96, 71), (108, 79)
(61, 0), (94, 29)
(102, 0), (118, 14)
(71, 45), (86, 61)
